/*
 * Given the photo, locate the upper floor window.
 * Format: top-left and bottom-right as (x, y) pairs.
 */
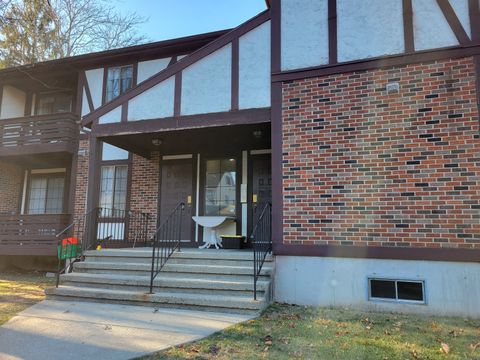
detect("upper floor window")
(36, 92), (72, 115)
(106, 65), (133, 102)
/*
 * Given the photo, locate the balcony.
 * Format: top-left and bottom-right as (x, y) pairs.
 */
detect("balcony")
(0, 214), (71, 256)
(0, 113), (78, 157)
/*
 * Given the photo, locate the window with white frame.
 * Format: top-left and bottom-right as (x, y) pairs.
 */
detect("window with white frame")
(27, 175), (65, 214)
(204, 158), (236, 216)
(99, 165), (128, 214)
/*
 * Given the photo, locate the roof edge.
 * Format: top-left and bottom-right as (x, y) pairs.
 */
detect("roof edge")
(0, 29), (231, 76)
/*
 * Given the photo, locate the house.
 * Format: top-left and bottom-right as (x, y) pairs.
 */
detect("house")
(0, 0), (479, 317)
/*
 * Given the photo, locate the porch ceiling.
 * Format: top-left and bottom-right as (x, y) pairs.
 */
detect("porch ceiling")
(99, 122), (271, 158)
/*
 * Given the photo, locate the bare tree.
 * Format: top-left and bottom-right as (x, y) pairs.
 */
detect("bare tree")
(0, 0), (148, 66)
(50, 0), (148, 57)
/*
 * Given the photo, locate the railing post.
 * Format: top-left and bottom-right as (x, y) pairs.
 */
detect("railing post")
(178, 203), (185, 253)
(253, 234), (257, 301)
(149, 234), (156, 294)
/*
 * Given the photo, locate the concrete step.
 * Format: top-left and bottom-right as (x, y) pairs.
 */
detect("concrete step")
(73, 261), (272, 280)
(84, 249), (273, 262)
(85, 255), (259, 267)
(46, 286), (268, 314)
(60, 272), (270, 296)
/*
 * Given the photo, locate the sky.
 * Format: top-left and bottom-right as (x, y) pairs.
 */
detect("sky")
(114, 0), (267, 42)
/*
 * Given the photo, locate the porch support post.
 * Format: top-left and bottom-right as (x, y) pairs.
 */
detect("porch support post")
(67, 137), (79, 216)
(86, 135), (101, 213)
(84, 135), (102, 249)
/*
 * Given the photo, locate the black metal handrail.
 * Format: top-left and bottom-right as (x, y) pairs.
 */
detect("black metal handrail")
(250, 202), (272, 300)
(149, 202), (185, 293)
(55, 207), (99, 287)
(55, 207), (151, 288)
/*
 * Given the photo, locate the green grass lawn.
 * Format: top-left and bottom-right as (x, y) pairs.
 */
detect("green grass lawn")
(0, 271), (54, 325)
(143, 303), (480, 360)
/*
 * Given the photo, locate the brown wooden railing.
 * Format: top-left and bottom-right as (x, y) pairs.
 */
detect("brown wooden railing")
(0, 214), (71, 256)
(0, 113), (78, 156)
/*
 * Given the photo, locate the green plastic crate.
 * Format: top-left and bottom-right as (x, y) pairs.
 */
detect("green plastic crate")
(57, 238), (81, 260)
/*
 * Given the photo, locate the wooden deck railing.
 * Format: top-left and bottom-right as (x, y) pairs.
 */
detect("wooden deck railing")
(0, 113), (78, 156)
(0, 214), (71, 256)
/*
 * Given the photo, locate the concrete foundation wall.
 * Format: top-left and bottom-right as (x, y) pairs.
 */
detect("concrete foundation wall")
(275, 256), (480, 318)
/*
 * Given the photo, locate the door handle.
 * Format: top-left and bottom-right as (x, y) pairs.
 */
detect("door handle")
(187, 195), (192, 205)
(252, 194), (258, 203)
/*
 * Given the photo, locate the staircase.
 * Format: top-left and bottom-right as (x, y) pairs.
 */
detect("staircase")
(47, 248), (274, 315)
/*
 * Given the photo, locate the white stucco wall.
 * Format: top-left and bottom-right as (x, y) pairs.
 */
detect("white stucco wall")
(0, 85), (26, 119)
(181, 44), (232, 116)
(281, 0), (329, 71)
(81, 88), (90, 117)
(85, 68), (104, 109)
(98, 106), (122, 124)
(279, 0), (472, 70)
(413, 0), (459, 51)
(128, 77), (175, 121)
(338, 0), (404, 62)
(275, 256), (480, 318)
(239, 21), (271, 109)
(137, 58), (171, 84)
(449, 0), (471, 38)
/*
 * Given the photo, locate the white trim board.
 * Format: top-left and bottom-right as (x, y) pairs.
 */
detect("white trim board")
(162, 154), (193, 160)
(250, 149), (271, 155)
(31, 168), (67, 174)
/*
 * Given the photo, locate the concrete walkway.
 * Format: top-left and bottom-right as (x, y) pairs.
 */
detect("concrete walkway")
(0, 300), (251, 360)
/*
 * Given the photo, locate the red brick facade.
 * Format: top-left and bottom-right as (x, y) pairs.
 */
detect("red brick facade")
(73, 139), (90, 217)
(73, 139), (160, 234)
(0, 161), (22, 214)
(282, 57), (480, 249)
(130, 152), (160, 235)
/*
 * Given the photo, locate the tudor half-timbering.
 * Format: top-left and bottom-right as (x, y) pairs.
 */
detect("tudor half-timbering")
(0, 0), (479, 316)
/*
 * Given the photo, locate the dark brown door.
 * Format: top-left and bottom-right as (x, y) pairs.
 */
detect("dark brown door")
(159, 160), (194, 242)
(248, 154), (272, 241)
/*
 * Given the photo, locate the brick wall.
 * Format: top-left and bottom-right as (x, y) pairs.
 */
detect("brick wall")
(130, 152), (160, 235)
(282, 57), (480, 249)
(73, 139), (90, 218)
(0, 160), (22, 214)
(72, 139), (160, 236)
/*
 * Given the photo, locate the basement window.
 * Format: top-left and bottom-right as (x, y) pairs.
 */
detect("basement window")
(369, 279), (425, 304)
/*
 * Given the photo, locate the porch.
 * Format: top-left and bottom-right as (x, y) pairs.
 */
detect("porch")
(86, 121), (272, 250)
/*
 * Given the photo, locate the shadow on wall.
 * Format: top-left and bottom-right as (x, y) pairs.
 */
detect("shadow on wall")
(0, 256), (57, 272)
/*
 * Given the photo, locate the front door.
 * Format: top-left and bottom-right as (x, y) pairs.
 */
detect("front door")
(248, 154), (272, 242)
(159, 160), (194, 243)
